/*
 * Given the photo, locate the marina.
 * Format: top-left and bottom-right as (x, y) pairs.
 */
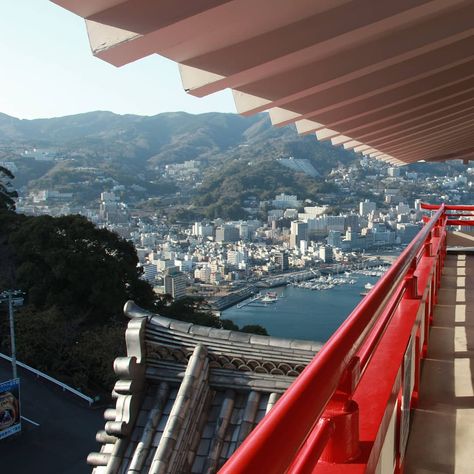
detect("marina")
(236, 291), (280, 308)
(282, 265), (386, 292)
(223, 272), (384, 343)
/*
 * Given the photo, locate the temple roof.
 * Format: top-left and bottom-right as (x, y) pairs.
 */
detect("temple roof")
(52, 0), (474, 165)
(88, 301), (321, 473)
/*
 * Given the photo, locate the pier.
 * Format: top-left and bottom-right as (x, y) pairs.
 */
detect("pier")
(236, 294), (263, 309)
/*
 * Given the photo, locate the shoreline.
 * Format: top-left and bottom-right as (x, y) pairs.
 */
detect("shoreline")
(222, 275), (379, 342)
(213, 257), (394, 312)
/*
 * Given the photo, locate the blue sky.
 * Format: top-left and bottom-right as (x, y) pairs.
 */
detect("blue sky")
(0, 1), (236, 119)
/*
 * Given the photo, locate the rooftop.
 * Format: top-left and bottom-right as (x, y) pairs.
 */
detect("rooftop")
(88, 301), (321, 473)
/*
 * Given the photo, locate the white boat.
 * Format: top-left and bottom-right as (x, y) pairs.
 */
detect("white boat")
(260, 292), (278, 304)
(364, 282), (374, 290)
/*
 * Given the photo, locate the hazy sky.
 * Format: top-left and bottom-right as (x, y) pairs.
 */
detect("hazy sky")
(0, 1), (236, 119)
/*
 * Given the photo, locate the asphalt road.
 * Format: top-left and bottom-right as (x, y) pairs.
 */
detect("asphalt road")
(0, 359), (104, 473)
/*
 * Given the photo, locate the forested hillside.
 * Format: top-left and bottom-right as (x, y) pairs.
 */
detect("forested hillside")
(0, 111), (356, 211)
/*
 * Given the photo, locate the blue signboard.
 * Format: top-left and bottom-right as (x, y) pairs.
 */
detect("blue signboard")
(0, 378), (21, 440)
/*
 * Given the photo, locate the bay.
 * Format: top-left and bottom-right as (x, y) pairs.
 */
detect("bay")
(222, 275), (380, 343)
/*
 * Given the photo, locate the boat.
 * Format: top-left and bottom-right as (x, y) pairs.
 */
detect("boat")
(260, 292), (278, 304)
(364, 282), (374, 290)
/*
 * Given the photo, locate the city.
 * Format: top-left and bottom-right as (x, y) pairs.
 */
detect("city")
(6, 150), (474, 313)
(1, 2), (474, 474)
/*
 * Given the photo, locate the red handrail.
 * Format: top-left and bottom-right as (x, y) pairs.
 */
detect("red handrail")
(220, 205), (446, 473)
(421, 203), (474, 211)
(446, 219), (474, 226)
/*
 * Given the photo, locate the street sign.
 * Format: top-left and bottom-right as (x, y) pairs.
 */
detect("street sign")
(0, 378), (21, 440)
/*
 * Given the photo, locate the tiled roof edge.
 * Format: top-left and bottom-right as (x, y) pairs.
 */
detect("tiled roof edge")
(123, 300), (322, 352)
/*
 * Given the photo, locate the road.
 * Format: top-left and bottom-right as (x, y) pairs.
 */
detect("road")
(0, 359), (104, 473)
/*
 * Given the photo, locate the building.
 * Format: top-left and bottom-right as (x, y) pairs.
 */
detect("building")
(344, 214), (360, 232)
(327, 230), (342, 248)
(319, 245), (333, 263)
(215, 225), (240, 243)
(194, 266), (211, 283)
(237, 222), (249, 241)
(192, 222), (214, 238)
(141, 263), (158, 284)
(100, 191), (117, 202)
(227, 250), (246, 266)
(397, 223), (422, 244)
(396, 202), (410, 215)
(306, 215), (346, 235)
(272, 193), (300, 209)
(88, 301), (320, 473)
(387, 167), (400, 177)
(359, 199), (376, 217)
(283, 208), (298, 219)
(164, 268), (187, 300)
(274, 251), (289, 271)
(289, 221), (308, 249)
(53, 3), (474, 473)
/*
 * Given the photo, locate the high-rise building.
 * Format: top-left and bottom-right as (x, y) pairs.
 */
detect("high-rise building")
(238, 223), (249, 240)
(319, 245), (333, 263)
(274, 251), (289, 271)
(290, 221), (308, 249)
(164, 268), (187, 300)
(141, 263), (158, 283)
(327, 230), (342, 248)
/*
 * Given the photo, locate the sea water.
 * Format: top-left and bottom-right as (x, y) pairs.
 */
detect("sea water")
(222, 274), (380, 343)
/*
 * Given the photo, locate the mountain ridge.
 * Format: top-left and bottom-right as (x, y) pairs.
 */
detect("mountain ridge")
(0, 110), (358, 212)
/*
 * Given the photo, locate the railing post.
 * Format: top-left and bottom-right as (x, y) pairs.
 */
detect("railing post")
(404, 257), (419, 299)
(424, 231), (432, 257)
(319, 357), (361, 463)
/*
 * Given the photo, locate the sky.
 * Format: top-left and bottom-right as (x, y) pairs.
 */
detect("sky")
(0, 1), (236, 119)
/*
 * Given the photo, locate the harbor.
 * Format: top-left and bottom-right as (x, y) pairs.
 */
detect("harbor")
(209, 259), (391, 311)
(236, 291), (279, 308)
(222, 272), (384, 342)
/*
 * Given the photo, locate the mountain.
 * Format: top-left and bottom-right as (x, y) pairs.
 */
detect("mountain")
(0, 111), (279, 155)
(0, 111), (358, 210)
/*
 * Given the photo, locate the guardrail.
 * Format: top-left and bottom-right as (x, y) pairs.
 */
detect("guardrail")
(220, 203), (452, 473)
(0, 352), (94, 406)
(422, 203), (474, 227)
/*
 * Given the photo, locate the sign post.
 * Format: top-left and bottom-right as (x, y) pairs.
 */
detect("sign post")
(7, 293), (17, 379)
(0, 378), (21, 440)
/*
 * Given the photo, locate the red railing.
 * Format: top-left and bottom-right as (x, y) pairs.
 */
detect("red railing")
(220, 203), (473, 474)
(422, 203), (474, 227)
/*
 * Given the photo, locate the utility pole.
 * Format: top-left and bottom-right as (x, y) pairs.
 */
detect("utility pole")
(1, 290), (20, 379)
(8, 291), (18, 379)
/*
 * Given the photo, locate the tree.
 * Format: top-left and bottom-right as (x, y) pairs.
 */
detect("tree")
(0, 213), (156, 394)
(9, 214), (156, 322)
(241, 325), (269, 336)
(0, 166), (18, 212)
(221, 319), (239, 331)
